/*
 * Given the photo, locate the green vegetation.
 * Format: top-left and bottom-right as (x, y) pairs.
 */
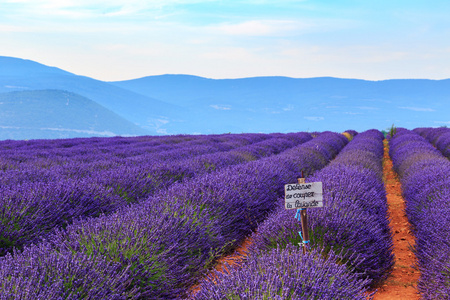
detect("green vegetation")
(389, 124), (397, 139)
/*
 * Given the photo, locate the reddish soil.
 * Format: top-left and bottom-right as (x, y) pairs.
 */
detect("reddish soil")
(189, 236), (253, 297)
(372, 140), (420, 299)
(190, 139), (421, 299)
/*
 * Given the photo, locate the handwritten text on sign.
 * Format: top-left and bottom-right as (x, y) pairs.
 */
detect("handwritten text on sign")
(284, 182), (323, 209)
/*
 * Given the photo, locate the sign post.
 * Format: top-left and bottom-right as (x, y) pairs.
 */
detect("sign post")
(284, 174), (323, 254)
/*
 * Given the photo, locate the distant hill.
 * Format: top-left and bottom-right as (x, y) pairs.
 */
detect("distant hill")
(0, 56), (183, 135)
(1, 56), (449, 140)
(111, 75), (450, 133)
(0, 56), (72, 77)
(0, 89), (150, 140)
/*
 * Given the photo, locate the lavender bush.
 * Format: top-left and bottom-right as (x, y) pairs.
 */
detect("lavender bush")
(414, 127), (450, 159)
(389, 128), (450, 299)
(0, 131), (348, 298)
(0, 179), (126, 255)
(1, 133), (308, 255)
(0, 243), (139, 299)
(195, 245), (372, 300)
(246, 130), (393, 287)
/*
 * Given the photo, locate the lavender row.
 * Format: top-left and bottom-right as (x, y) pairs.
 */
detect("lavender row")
(0, 133), (268, 255)
(389, 128), (450, 299)
(0, 132), (349, 299)
(413, 127), (450, 159)
(93, 132), (313, 203)
(197, 130), (393, 299)
(0, 133), (272, 182)
(0, 133), (274, 214)
(0, 133), (311, 256)
(194, 245), (371, 300)
(0, 134), (213, 167)
(0, 133), (269, 157)
(54, 132), (348, 298)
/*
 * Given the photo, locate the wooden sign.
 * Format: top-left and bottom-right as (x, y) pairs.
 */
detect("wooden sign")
(284, 182), (323, 209)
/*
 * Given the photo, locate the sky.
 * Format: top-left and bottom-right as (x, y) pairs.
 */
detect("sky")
(1, 0), (450, 81)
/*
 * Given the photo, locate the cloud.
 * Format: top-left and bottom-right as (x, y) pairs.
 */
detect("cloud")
(283, 104), (294, 111)
(2, 0), (176, 19)
(215, 20), (303, 37)
(344, 112), (362, 115)
(304, 116), (324, 121)
(242, 0), (307, 3)
(0, 25), (31, 33)
(156, 118), (169, 125)
(358, 106), (378, 110)
(210, 105), (231, 110)
(156, 128), (168, 134)
(203, 48), (253, 61)
(3, 0), (450, 81)
(399, 106), (435, 112)
(4, 85), (29, 89)
(4, 0), (167, 10)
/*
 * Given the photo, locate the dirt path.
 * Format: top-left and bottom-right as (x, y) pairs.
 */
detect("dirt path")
(189, 236), (253, 297)
(190, 140), (420, 299)
(372, 140), (420, 299)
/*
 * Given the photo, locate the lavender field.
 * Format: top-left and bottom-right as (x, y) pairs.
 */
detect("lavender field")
(0, 128), (449, 299)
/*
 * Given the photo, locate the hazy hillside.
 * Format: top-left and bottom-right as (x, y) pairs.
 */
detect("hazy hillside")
(1, 56), (449, 140)
(0, 56), (72, 77)
(111, 75), (450, 133)
(0, 90), (150, 140)
(0, 56), (183, 134)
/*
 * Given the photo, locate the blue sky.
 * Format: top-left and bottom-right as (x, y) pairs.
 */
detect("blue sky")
(1, 0), (449, 81)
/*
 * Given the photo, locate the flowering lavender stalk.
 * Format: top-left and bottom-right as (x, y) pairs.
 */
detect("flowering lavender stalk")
(0, 243), (139, 299)
(414, 126), (450, 159)
(91, 132), (312, 204)
(389, 128), (450, 299)
(0, 178), (126, 256)
(0, 132), (348, 298)
(195, 245), (372, 300)
(247, 130), (394, 287)
(0, 133), (271, 184)
(1, 133), (295, 255)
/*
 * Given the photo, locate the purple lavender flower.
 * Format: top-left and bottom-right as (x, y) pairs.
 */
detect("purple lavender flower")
(194, 245), (372, 300)
(389, 128), (450, 299)
(247, 130), (394, 287)
(0, 131), (348, 298)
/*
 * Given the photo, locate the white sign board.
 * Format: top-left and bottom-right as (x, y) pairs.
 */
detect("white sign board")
(284, 182), (323, 209)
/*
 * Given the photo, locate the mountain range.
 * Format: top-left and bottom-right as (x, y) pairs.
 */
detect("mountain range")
(1, 56), (449, 140)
